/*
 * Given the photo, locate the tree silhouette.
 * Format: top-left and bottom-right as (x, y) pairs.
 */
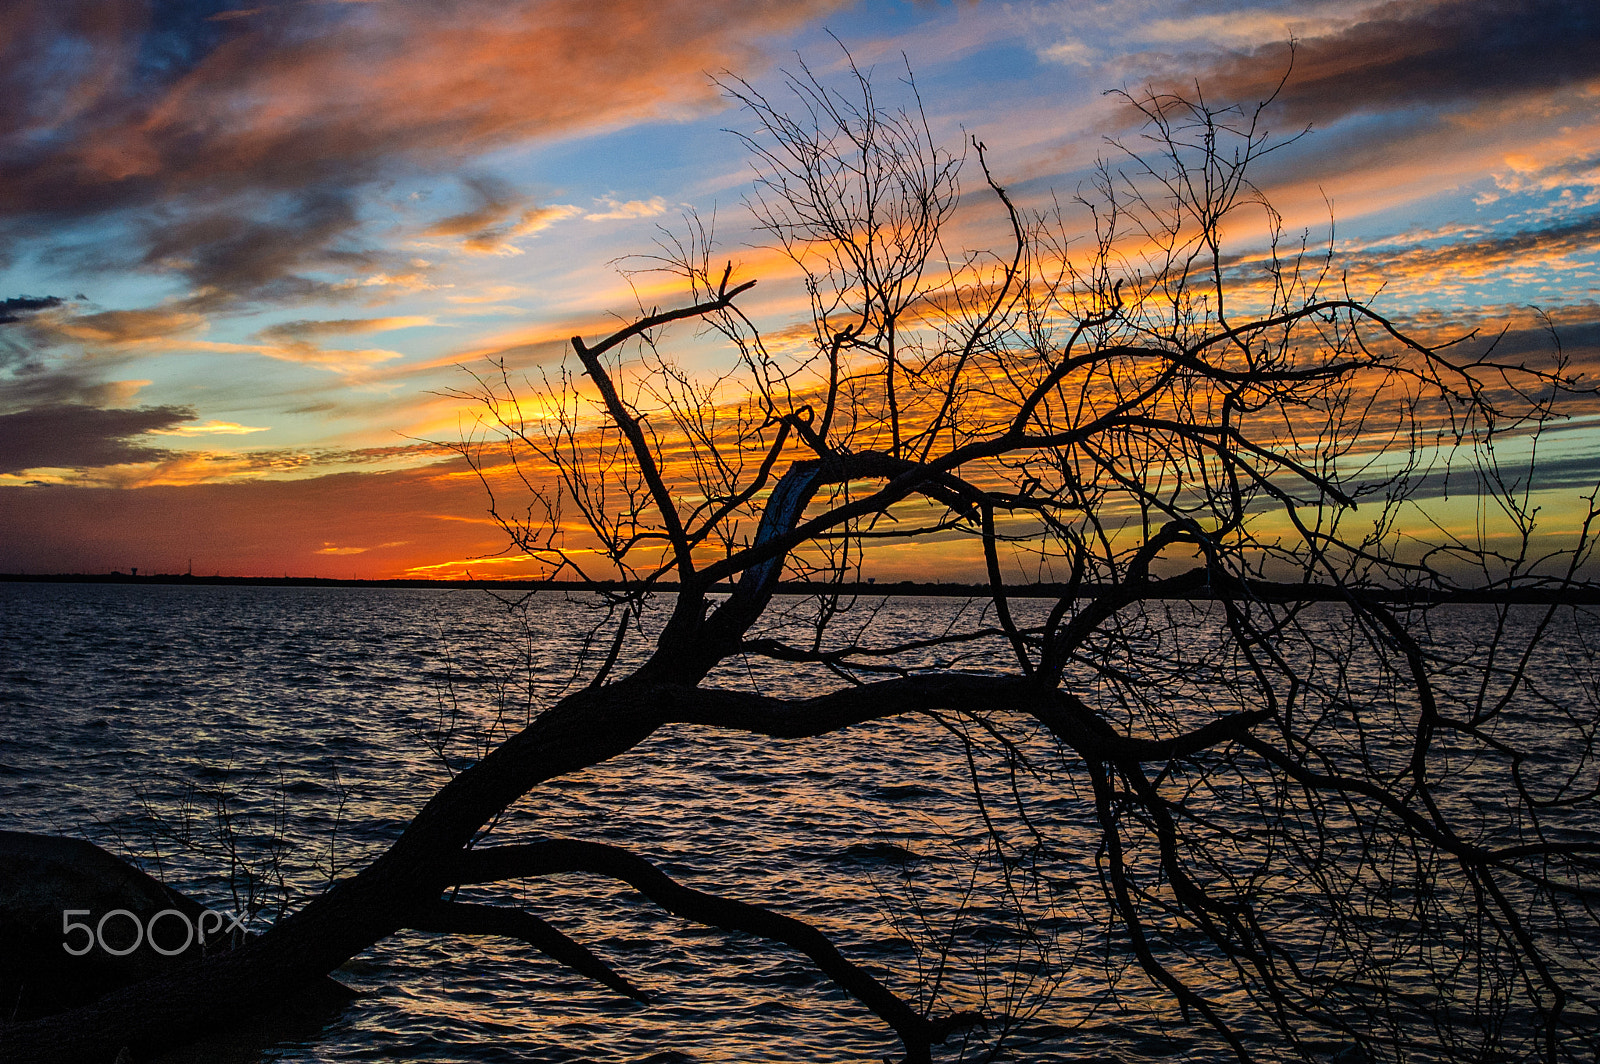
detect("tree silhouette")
(6, 62), (1599, 1064)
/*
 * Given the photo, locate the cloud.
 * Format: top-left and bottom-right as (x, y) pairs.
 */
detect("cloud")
(1041, 40), (1096, 67)
(314, 544), (371, 556)
(165, 336), (402, 374)
(447, 285), (528, 305)
(1335, 212), (1600, 293)
(0, 295), (172, 418)
(1396, 305), (1600, 380)
(36, 313), (439, 378)
(0, 340), (155, 408)
(1482, 152), (1600, 212)
(256, 316), (434, 342)
(1128, 3), (1370, 49)
(425, 175), (521, 239)
(239, 315), (431, 373)
(0, 2), (145, 158)
(29, 185), (396, 315)
(512, 204), (585, 236)
(5, 300), (429, 388)
(1, 0), (846, 220)
(585, 196), (669, 222)
(0, 436), (452, 489)
(421, 175), (582, 255)
(1167, 0), (1600, 127)
(133, 187), (380, 309)
(0, 402), (192, 475)
(50, 306), (206, 344)
(1, 0), (842, 358)
(313, 540), (409, 555)
(0, 295), (63, 323)
(150, 419), (269, 437)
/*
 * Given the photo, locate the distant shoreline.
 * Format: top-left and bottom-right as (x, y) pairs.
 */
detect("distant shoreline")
(4, 571), (1598, 605)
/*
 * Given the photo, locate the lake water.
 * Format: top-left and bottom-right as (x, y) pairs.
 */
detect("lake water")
(1, 582), (1594, 1063)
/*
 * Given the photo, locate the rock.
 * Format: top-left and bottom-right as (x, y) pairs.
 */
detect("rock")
(1, 833), (357, 1061)
(0, 832), (237, 1020)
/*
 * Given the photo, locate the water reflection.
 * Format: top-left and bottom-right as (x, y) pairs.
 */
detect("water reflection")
(2, 583), (1593, 1062)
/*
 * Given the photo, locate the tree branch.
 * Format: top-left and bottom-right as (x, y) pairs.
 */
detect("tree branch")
(409, 898), (648, 1001)
(448, 839), (980, 1062)
(570, 280), (758, 578)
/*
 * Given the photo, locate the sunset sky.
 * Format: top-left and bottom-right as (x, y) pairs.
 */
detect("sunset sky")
(2, 0), (1597, 580)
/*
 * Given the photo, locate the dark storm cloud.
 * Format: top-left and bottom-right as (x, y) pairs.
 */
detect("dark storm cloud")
(0, 296), (64, 324)
(1174, 0), (1600, 125)
(0, 295), (66, 378)
(0, 402), (192, 474)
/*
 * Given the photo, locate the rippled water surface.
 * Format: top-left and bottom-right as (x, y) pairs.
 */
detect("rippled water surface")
(2, 582), (1592, 1062)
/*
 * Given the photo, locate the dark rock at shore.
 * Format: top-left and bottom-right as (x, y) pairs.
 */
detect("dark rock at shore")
(0, 831), (350, 1027)
(0, 831), (221, 1019)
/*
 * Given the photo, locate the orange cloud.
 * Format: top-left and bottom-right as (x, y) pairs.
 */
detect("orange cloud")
(421, 175), (584, 255)
(150, 419), (270, 437)
(252, 315), (435, 365)
(50, 307), (206, 345)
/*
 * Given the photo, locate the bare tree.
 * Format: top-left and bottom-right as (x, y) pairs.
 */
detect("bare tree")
(5, 61), (1599, 1064)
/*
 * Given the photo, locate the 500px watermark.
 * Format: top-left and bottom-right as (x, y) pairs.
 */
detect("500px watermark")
(61, 908), (250, 957)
